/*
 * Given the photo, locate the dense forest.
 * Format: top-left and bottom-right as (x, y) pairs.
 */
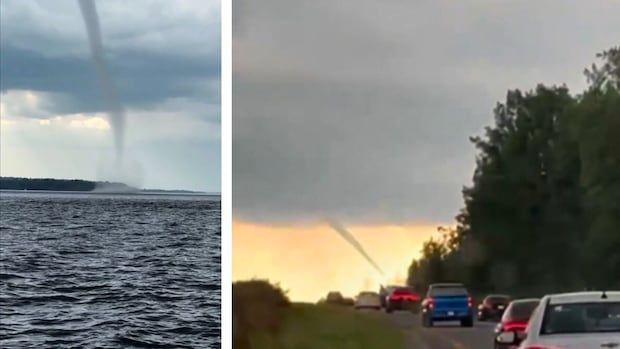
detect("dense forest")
(407, 47), (620, 296)
(0, 177), (134, 192)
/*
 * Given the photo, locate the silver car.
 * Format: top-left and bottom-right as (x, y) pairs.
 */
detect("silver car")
(496, 291), (620, 349)
(354, 291), (381, 310)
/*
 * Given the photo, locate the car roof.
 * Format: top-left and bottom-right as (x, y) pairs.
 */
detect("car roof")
(546, 291), (620, 305)
(486, 294), (510, 298)
(429, 283), (465, 287)
(510, 298), (540, 304)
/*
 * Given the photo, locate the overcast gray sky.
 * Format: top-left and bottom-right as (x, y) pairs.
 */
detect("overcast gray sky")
(233, 0), (619, 224)
(1, 0), (220, 192)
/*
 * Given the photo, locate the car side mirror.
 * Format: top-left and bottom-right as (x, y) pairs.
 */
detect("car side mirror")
(496, 331), (516, 344)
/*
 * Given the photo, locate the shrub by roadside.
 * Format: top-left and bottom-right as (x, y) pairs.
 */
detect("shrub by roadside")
(233, 280), (290, 349)
(317, 291), (355, 307)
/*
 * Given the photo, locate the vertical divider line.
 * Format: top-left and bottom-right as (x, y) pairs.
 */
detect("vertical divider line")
(220, 0), (232, 347)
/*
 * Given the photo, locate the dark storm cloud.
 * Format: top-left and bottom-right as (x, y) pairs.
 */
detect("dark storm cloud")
(233, 0), (620, 224)
(0, 44), (220, 115)
(0, 0), (220, 117)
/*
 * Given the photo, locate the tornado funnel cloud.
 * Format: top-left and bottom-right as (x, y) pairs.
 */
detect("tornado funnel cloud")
(326, 218), (385, 279)
(78, 0), (125, 165)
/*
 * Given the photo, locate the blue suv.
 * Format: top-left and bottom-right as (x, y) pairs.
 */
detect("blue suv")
(421, 283), (474, 327)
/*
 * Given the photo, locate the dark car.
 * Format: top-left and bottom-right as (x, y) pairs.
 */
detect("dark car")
(478, 294), (511, 321)
(379, 285), (398, 309)
(493, 298), (539, 349)
(385, 287), (420, 313)
(421, 283), (474, 327)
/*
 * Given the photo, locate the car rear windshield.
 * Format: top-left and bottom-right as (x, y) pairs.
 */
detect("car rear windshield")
(505, 301), (539, 321)
(487, 296), (509, 303)
(541, 302), (620, 335)
(394, 287), (413, 294)
(430, 286), (467, 297)
(359, 292), (377, 296)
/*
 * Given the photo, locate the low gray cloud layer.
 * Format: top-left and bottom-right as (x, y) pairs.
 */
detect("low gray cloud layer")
(1, 44), (219, 117)
(233, 0), (619, 224)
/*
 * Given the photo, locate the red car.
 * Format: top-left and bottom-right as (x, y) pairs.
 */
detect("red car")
(494, 298), (540, 349)
(386, 287), (421, 313)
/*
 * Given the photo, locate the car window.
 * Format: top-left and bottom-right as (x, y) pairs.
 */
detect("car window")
(394, 287), (413, 294)
(430, 286), (467, 296)
(541, 302), (620, 335)
(359, 292), (377, 297)
(487, 296), (510, 303)
(505, 301), (539, 322)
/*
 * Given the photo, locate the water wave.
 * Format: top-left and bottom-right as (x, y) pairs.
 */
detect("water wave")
(0, 192), (220, 348)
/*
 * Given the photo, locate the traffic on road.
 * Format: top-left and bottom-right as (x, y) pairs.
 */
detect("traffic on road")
(352, 284), (620, 349)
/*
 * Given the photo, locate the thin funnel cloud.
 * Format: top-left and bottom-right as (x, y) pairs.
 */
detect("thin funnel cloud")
(78, 0), (125, 165)
(326, 218), (385, 280)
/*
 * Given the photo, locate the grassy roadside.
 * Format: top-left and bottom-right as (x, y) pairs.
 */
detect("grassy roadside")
(250, 303), (406, 349)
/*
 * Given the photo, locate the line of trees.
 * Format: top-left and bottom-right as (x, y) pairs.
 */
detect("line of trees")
(0, 177), (97, 191)
(407, 47), (620, 296)
(0, 176), (134, 192)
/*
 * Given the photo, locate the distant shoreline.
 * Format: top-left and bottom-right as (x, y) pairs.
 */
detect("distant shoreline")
(0, 177), (218, 196)
(0, 189), (220, 196)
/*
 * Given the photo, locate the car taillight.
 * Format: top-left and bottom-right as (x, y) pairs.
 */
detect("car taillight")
(467, 296), (473, 308)
(424, 297), (434, 308)
(501, 320), (528, 331)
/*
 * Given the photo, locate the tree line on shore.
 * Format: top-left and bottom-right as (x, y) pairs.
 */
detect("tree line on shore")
(407, 47), (620, 295)
(0, 177), (98, 191)
(0, 176), (135, 192)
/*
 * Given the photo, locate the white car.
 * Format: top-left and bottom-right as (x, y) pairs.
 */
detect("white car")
(354, 291), (382, 310)
(496, 291), (620, 349)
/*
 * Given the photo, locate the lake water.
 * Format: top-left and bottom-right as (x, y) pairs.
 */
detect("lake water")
(0, 191), (220, 348)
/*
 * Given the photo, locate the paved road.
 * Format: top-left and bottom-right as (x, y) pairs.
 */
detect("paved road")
(384, 311), (499, 349)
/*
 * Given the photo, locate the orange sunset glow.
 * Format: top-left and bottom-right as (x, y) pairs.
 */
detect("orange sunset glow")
(233, 221), (447, 302)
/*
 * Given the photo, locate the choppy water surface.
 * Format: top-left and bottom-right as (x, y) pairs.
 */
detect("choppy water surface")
(0, 191), (220, 348)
